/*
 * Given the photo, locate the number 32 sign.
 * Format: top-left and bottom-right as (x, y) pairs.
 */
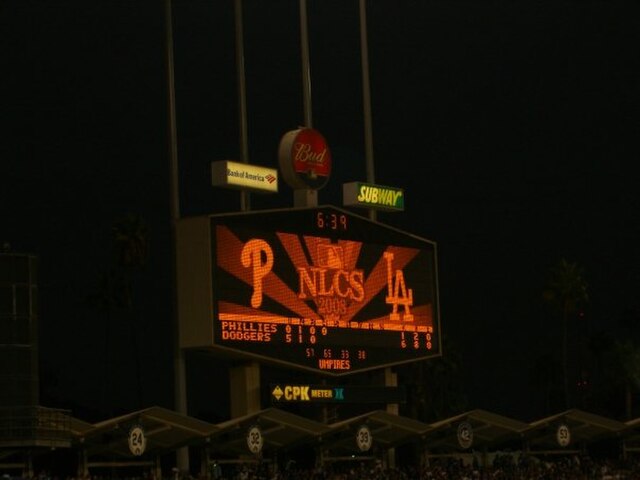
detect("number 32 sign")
(247, 425), (264, 455)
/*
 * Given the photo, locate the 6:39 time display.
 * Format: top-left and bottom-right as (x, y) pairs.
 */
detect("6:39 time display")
(315, 211), (348, 231)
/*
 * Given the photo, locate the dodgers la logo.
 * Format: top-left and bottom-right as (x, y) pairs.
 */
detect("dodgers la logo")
(384, 251), (414, 322)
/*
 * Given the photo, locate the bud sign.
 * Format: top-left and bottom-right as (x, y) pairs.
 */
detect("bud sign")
(278, 128), (332, 190)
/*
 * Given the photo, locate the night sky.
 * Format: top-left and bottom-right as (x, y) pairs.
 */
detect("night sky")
(2, 0), (639, 423)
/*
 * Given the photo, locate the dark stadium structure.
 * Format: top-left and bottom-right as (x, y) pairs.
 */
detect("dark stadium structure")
(1, 249), (640, 477)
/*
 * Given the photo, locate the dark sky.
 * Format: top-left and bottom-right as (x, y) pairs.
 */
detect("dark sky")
(2, 0), (639, 422)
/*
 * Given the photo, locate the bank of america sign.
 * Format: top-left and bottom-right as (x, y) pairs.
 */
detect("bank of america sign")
(212, 160), (278, 193)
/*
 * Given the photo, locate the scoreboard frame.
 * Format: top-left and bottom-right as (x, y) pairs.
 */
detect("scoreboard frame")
(176, 205), (442, 375)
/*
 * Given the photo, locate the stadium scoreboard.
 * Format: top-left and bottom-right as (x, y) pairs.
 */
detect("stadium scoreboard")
(176, 206), (441, 375)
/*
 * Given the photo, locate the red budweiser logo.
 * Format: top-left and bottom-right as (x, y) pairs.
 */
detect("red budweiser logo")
(279, 127), (332, 190)
(292, 129), (331, 177)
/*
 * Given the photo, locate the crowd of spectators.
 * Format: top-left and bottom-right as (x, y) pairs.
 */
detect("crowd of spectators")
(5, 455), (640, 480)
(222, 454), (640, 480)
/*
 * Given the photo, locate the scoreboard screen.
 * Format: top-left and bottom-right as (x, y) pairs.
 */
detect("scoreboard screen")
(177, 205), (441, 375)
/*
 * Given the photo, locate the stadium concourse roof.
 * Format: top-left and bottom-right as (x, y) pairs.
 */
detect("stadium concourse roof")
(422, 409), (530, 452)
(622, 416), (640, 453)
(322, 410), (431, 454)
(74, 406), (218, 459)
(524, 409), (630, 453)
(65, 407), (638, 463)
(211, 407), (330, 456)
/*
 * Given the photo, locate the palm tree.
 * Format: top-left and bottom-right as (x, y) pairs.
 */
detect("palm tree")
(590, 321), (640, 419)
(112, 213), (149, 305)
(612, 340), (640, 419)
(90, 268), (121, 415)
(401, 335), (467, 422)
(529, 353), (563, 415)
(543, 258), (588, 409)
(111, 213), (149, 408)
(86, 213), (149, 414)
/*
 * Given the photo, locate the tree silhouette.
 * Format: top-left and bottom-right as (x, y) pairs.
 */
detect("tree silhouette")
(111, 213), (149, 408)
(86, 267), (125, 415)
(543, 258), (588, 409)
(400, 335), (467, 422)
(529, 352), (563, 415)
(112, 213), (149, 305)
(589, 309), (640, 419)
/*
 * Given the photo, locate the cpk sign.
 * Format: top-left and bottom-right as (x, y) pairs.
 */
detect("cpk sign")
(175, 207), (441, 375)
(278, 128), (332, 190)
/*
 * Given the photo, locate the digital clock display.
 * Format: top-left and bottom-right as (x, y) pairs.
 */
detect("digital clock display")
(315, 211), (348, 231)
(178, 205), (441, 375)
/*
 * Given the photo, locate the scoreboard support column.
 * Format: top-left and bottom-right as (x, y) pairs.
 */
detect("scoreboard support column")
(384, 367), (398, 415)
(383, 367), (398, 469)
(230, 361), (262, 417)
(293, 188), (317, 208)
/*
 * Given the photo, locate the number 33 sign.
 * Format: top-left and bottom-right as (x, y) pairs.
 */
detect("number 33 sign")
(356, 425), (373, 452)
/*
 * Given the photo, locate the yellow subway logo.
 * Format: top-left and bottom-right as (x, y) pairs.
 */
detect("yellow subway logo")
(343, 182), (404, 211)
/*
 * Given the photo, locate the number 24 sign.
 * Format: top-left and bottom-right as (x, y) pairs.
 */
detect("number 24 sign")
(128, 425), (147, 456)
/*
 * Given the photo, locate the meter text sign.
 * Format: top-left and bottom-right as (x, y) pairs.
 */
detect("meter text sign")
(270, 384), (405, 403)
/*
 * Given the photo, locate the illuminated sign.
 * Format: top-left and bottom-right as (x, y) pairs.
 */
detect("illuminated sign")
(356, 425), (373, 452)
(270, 384), (405, 403)
(176, 205), (441, 375)
(128, 425), (146, 456)
(278, 128), (332, 190)
(211, 160), (278, 193)
(343, 182), (405, 211)
(557, 424), (571, 447)
(246, 425), (263, 454)
(457, 422), (473, 449)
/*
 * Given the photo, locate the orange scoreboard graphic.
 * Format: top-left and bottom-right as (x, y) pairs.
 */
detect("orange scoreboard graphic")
(206, 206), (441, 374)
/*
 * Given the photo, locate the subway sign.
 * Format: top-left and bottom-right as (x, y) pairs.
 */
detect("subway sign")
(270, 384), (406, 403)
(343, 182), (404, 211)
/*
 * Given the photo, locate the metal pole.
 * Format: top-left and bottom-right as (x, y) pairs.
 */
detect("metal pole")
(300, 0), (313, 128)
(235, 0), (251, 212)
(164, 0), (190, 472)
(359, 0), (376, 221)
(296, 0), (317, 208)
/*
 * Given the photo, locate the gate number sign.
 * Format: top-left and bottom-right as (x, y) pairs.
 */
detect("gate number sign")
(247, 425), (264, 454)
(128, 425), (147, 456)
(356, 425), (373, 452)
